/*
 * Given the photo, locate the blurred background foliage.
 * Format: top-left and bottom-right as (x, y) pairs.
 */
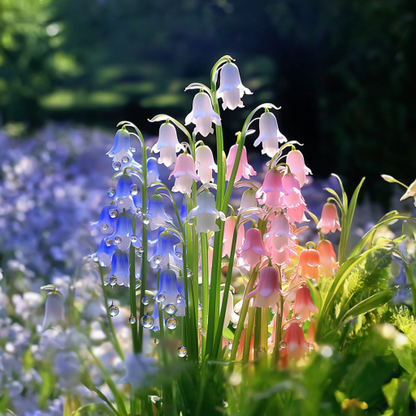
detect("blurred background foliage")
(0, 0), (415, 202)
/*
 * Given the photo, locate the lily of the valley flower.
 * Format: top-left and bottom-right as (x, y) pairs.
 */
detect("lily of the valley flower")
(114, 213), (138, 251)
(169, 153), (200, 194)
(217, 62), (252, 111)
(247, 266), (281, 307)
(400, 179), (416, 207)
(92, 237), (116, 267)
(106, 251), (130, 286)
(185, 92), (221, 137)
(317, 202), (341, 234)
(317, 239), (338, 277)
(152, 122), (183, 168)
(286, 150), (311, 187)
(226, 144), (256, 182)
(239, 228), (269, 269)
(293, 286), (318, 322)
(295, 248), (321, 280)
(96, 205), (117, 235)
(154, 268), (183, 306)
(188, 191), (226, 233)
(115, 174), (136, 211)
(253, 111), (287, 158)
(284, 323), (309, 360)
(107, 128), (134, 166)
(195, 145), (217, 184)
(255, 169), (284, 208)
(223, 216), (245, 257)
(42, 292), (65, 331)
(147, 157), (161, 183)
(147, 194), (173, 231)
(150, 231), (182, 269)
(282, 172), (305, 208)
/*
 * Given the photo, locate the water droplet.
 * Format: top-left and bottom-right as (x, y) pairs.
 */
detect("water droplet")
(153, 255), (163, 266)
(279, 340), (287, 350)
(129, 315), (136, 324)
(107, 187), (116, 197)
(142, 215), (150, 226)
(109, 275), (117, 286)
(223, 401), (229, 409)
(187, 218), (194, 226)
(258, 347), (266, 353)
(154, 338), (159, 345)
(152, 324), (160, 332)
(118, 198), (125, 205)
(177, 345), (187, 358)
(155, 294), (165, 303)
(114, 236), (122, 245)
(112, 161), (121, 171)
(136, 247), (144, 257)
(295, 313), (302, 320)
(109, 209), (118, 219)
(122, 156), (130, 164)
(105, 239), (113, 246)
(130, 184), (139, 195)
(394, 284), (401, 289)
(232, 323), (238, 329)
(308, 342), (314, 350)
(140, 315), (154, 329)
(108, 152), (115, 158)
(130, 235), (138, 243)
(109, 303), (119, 317)
(92, 254), (99, 262)
(198, 317), (203, 325)
(101, 224), (109, 232)
(406, 286), (411, 292)
(176, 252), (183, 259)
(227, 341), (233, 351)
(187, 268), (193, 277)
(136, 207), (143, 216)
(165, 317), (178, 330)
(164, 304), (177, 315)
(281, 275), (288, 283)
(142, 296), (150, 306)
(298, 322), (303, 328)
(198, 303), (203, 311)
(176, 294), (183, 304)
(135, 278), (142, 290)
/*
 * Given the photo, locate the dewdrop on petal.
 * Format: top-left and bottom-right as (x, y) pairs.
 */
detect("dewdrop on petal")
(107, 128), (134, 166)
(195, 145), (217, 184)
(42, 292), (64, 331)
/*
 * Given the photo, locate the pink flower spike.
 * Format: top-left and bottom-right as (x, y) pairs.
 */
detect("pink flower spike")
(286, 150), (312, 187)
(293, 286), (318, 322)
(185, 92), (221, 137)
(246, 266), (280, 307)
(317, 203), (341, 234)
(253, 111), (287, 158)
(226, 144), (256, 182)
(195, 145), (217, 184)
(168, 153), (200, 194)
(239, 228), (269, 268)
(284, 323), (309, 360)
(223, 216), (245, 258)
(255, 169), (284, 208)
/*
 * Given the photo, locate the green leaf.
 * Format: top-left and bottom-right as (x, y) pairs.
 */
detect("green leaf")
(392, 343), (416, 374)
(72, 403), (115, 416)
(382, 378), (399, 408)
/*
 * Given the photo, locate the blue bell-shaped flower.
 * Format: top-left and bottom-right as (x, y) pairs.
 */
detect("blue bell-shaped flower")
(147, 194), (172, 231)
(106, 251), (130, 286)
(147, 157), (161, 184)
(154, 269), (183, 306)
(107, 128), (137, 171)
(94, 205), (117, 235)
(92, 237), (116, 267)
(149, 231), (182, 269)
(115, 174), (136, 211)
(114, 213), (142, 252)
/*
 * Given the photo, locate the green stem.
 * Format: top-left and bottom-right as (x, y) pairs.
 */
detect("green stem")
(243, 307), (255, 366)
(201, 233), (209, 356)
(130, 216), (139, 354)
(405, 263), (416, 316)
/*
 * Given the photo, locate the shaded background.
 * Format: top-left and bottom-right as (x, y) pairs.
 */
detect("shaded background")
(0, 0), (415, 202)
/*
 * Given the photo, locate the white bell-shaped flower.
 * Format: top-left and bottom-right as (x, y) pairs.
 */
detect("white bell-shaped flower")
(253, 111), (287, 158)
(217, 62), (252, 111)
(195, 145), (217, 184)
(42, 292), (64, 331)
(152, 122), (183, 168)
(188, 191), (226, 233)
(185, 92), (221, 137)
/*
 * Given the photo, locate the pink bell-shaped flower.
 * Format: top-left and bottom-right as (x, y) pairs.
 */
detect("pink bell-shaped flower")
(293, 286), (318, 322)
(286, 202), (309, 224)
(226, 144), (256, 182)
(168, 153), (200, 194)
(195, 145), (217, 184)
(284, 323), (309, 360)
(295, 248), (321, 281)
(217, 62), (252, 111)
(223, 216), (245, 257)
(286, 150), (311, 187)
(253, 111), (287, 158)
(247, 266), (281, 307)
(282, 172), (305, 208)
(185, 92), (221, 137)
(152, 122), (183, 168)
(317, 203), (341, 234)
(317, 239), (338, 277)
(255, 169), (284, 208)
(239, 228), (269, 269)
(188, 191), (226, 233)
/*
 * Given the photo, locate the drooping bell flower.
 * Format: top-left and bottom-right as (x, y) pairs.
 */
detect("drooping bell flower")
(195, 145), (217, 184)
(283, 323), (309, 360)
(42, 292), (65, 331)
(255, 169), (284, 208)
(150, 231), (182, 270)
(295, 248), (321, 281)
(282, 172), (305, 208)
(225, 144), (256, 182)
(151, 304), (161, 332)
(115, 174), (136, 211)
(154, 269), (183, 306)
(169, 153), (200, 194)
(317, 203), (341, 234)
(286, 202), (309, 224)
(223, 216), (245, 257)
(107, 128), (135, 168)
(239, 188), (258, 212)
(95, 205), (117, 235)
(188, 191), (226, 233)
(286, 150), (311, 187)
(293, 286), (318, 322)
(147, 157), (161, 183)
(400, 179), (416, 207)
(152, 122), (183, 168)
(247, 266), (281, 307)
(106, 251), (130, 286)
(217, 62), (252, 111)
(317, 239), (338, 277)
(114, 213), (138, 251)
(92, 237), (116, 267)
(253, 111), (287, 158)
(239, 228), (269, 269)
(147, 194), (173, 231)
(185, 92), (221, 137)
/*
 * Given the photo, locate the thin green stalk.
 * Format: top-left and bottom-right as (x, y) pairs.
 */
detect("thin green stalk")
(253, 307), (262, 361)
(405, 263), (416, 315)
(243, 307), (255, 366)
(130, 216), (139, 354)
(201, 233), (209, 356)
(272, 294), (284, 366)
